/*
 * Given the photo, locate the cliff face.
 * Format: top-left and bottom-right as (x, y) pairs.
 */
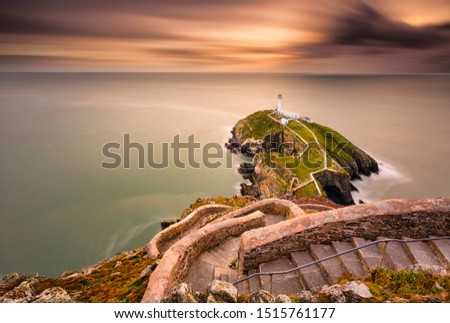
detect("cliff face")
(226, 110), (379, 205)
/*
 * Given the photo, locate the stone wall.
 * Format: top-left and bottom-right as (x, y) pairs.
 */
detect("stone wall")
(146, 204), (232, 259)
(239, 197), (450, 271)
(142, 211), (265, 303)
(217, 198), (305, 222)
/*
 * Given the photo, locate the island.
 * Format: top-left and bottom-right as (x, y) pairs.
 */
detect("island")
(226, 94), (378, 205)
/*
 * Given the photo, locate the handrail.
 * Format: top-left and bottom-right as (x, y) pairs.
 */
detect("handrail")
(233, 236), (450, 286)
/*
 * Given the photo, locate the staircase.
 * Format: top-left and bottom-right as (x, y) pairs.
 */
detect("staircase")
(184, 213), (287, 292)
(235, 237), (449, 296)
(185, 237), (240, 291)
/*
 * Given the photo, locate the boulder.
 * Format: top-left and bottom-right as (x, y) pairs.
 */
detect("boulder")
(240, 183), (261, 198)
(0, 273), (28, 296)
(297, 290), (318, 303)
(206, 280), (238, 303)
(238, 162), (255, 175)
(247, 290), (275, 303)
(274, 294), (292, 303)
(240, 140), (264, 157)
(163, 283), (198, 303)
(139, 265), (153, 279)
(32, 287), (74, 303)
(341, 281), (372, 302)
(61, 270), (82, 278)
(319, 285), (345, 303)
(0, 275), (41, 303)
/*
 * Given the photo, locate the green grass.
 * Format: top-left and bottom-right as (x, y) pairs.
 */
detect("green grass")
(306, 122), (359, 167)
(335, 267), (450, 303)
(235, 110), (283, 140)
(364, 267), (450, 302)
(286, 120), (318, 146)
(294, 181), (322, 198)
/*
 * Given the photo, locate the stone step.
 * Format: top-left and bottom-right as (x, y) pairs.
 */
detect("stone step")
(198, 251), (226, 268)
(207, 249), (231, 268)
(248, 269), (261, 293)
(352, 237), (393, 270)
(290, 251), (327, 291)
(236, 275), (250, 295)
(259, 257), (303, 295)
(213, 267), (238, 283)
(216, 238), (239, 260)
(331, 241), (367, 278)
(310, 244), (345, 284)
(402, 238), (442, 267)
(185, 259), (215, 292)
(428, 238), (450, 270)
(377, 237), (414, 270)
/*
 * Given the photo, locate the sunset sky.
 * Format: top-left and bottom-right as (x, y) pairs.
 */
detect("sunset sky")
(1, 0), (449, 73)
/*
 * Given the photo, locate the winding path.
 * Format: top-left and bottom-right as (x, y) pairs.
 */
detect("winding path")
(267, 112), (340, 196)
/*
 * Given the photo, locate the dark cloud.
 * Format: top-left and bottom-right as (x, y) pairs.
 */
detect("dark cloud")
(0, 54), (109, 66)
(331, 3), (449, 49)
(0, 11), (193, 41)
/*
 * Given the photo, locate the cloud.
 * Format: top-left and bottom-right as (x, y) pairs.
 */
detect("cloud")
(330, 3), (449, 49)
(0, 0), (449, 72)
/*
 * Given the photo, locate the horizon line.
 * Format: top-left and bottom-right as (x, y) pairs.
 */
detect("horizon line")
(1, 71), (449, 76)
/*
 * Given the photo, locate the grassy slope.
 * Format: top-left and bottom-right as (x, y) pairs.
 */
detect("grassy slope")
(235, 110), (283, 140)
(34, 249), (156, 303)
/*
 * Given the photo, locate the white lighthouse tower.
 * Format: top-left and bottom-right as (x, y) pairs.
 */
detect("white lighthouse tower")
(277, 94), (283, 113)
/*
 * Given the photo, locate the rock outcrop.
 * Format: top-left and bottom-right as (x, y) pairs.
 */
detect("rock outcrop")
(320, 282), (372, 303)
(314, 171), (354, 205)
(206, 280), (238, 303)
(163, 283), (198, 303)
(32, 287), (74, 303)
(0, 274), (73, 303)
(246, 290), (275, 303)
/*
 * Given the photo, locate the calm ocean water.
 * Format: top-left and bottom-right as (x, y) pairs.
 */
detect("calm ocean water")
(0, 73), (449, 277)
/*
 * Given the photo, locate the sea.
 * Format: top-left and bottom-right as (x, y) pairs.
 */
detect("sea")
(0, 73), (449, 278)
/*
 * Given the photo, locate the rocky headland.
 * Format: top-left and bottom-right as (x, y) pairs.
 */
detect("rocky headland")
(226, 110), (378, 205)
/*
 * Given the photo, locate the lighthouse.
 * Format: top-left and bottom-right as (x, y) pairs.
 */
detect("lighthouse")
(277, 94), (283, 113)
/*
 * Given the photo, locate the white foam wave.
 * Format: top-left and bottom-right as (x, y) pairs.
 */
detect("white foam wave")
(351, 159), (412, 203)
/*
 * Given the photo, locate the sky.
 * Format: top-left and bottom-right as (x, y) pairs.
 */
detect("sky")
(0, 0), (449, 73)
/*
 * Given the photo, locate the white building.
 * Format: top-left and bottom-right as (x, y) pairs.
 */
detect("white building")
(274, 94), (300, 119)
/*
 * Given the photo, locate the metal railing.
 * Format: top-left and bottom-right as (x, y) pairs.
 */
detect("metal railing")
(233, 236), (450, 287)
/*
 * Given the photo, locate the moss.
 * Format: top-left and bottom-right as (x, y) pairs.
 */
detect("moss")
(364, 267), (450, 302)
(289, 295), (300, 303)
(237, 294), (251, 303)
